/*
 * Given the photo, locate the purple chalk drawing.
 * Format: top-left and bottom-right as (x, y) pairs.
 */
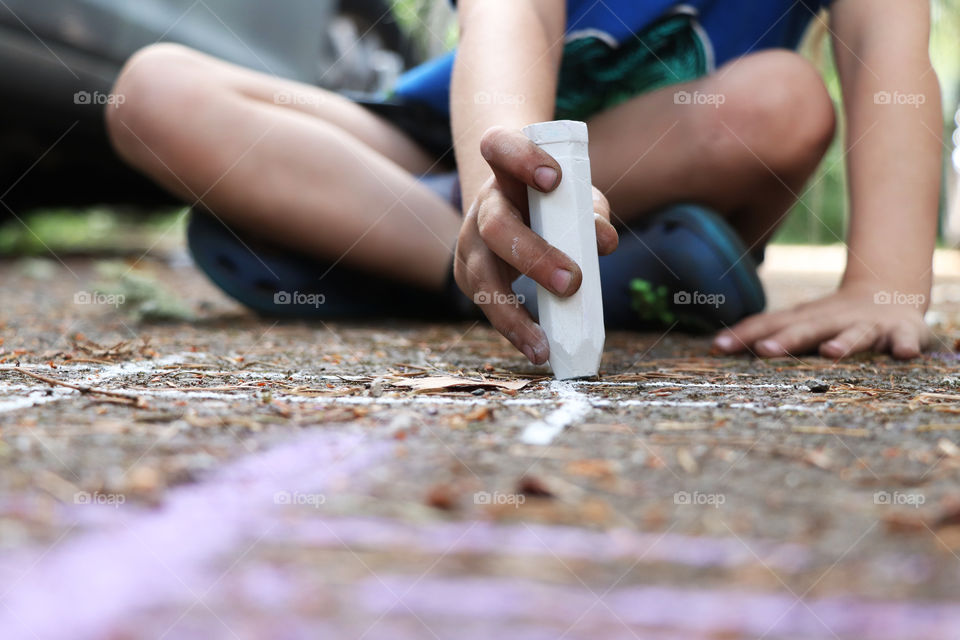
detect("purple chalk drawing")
(357, 575), (960, 640)
(277, 516), (811, 572)
(0, 431), (389, 640)
(0, 428), (956, 640)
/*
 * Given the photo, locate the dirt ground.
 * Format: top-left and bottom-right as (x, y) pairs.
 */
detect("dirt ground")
(3, 243), (960, 639)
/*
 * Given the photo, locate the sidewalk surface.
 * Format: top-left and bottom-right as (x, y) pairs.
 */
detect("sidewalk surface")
(2, 244), (960, 639)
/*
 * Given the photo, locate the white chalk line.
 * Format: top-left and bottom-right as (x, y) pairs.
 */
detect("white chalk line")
(6, 355), (189, 378)
(131, 391), (821, 416)
(0, 390), (75, 413)
(0, 355), (187, 414)
(0, 379), (800, 396)
(0, 385), (820, 415)
(288, 395), (818, 415)
(0, 357), (820, 417)
(0, 388), (820, 419)
(520, 381), (593, 445)
(6, 360), (368, 383)
(578, 380), (800, 390)
(6, 359), (799, 390)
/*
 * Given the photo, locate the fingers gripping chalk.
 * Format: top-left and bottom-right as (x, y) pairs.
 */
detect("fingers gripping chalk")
(523, 120), (605, 380)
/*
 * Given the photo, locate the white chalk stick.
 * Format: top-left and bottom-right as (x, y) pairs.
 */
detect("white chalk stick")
(523, 120), (604, 380)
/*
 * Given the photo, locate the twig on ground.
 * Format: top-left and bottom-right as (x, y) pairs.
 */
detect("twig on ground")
(1, 366), (147, 408)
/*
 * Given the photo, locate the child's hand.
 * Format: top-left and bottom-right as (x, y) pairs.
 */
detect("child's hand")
(454, 126), (618, 365)
(713, 281), (931, 360)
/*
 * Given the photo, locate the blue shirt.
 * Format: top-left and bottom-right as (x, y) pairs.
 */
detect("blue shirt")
(393, 0), (830, 115)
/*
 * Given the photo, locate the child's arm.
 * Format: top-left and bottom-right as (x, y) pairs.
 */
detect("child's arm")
(452, 0), (564, 208)
(715, 0), (940, 359)
(451, 0), (618, 364)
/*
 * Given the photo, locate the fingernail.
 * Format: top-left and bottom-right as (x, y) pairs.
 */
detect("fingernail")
(521, 344), (537, 363)
(528, 326), (549, 364)
(758, 339), (782, 355)
(714, 335), (735, 351)
(550, 269), (573, 295)
(534, 166), (559, 191)
(823, 340), (843, 353)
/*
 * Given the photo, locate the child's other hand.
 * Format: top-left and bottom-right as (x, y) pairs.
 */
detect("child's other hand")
(454, 126), (618, 365)
(712, 281), (931, 360)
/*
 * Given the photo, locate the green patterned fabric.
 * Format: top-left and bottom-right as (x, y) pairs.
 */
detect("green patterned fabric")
(629, 278), (716, 333)
(555, 13), (708, 121)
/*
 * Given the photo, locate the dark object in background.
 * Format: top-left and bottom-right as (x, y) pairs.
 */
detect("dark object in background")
(0, 0), (415, 212)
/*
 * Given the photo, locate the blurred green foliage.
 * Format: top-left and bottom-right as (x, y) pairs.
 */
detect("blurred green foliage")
(0, 208), (185, 256)
(776, 0), (959, 244)
(394, 0), (960, 246)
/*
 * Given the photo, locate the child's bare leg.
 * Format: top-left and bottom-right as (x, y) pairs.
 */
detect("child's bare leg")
(589, 50), (836, 252)
(107, 44), (460, 290)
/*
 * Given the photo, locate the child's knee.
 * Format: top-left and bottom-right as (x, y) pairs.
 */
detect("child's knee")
(707, 51), (836, 171)
(106, 43), (215, 162)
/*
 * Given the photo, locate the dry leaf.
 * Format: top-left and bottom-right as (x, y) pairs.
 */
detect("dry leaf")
(676, 448), (699, 474)
(656, 421), (710, 432)
(804, 449), (833, 470)
(916, 424), (960, 432)
(937, 438), (960, 458)
(882, 512), (927, 535)
(933, 525), (960, 551)
(389, 375), (530, 393)
(463, 406), (493, 422)
(791, 425), (870, 437)
(934, 501), (960, 529)
(426, 484), (458, 511)
(566, 459), (616, 478)
(508, 444), (579, 459)
(517, 475), (554, 498)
